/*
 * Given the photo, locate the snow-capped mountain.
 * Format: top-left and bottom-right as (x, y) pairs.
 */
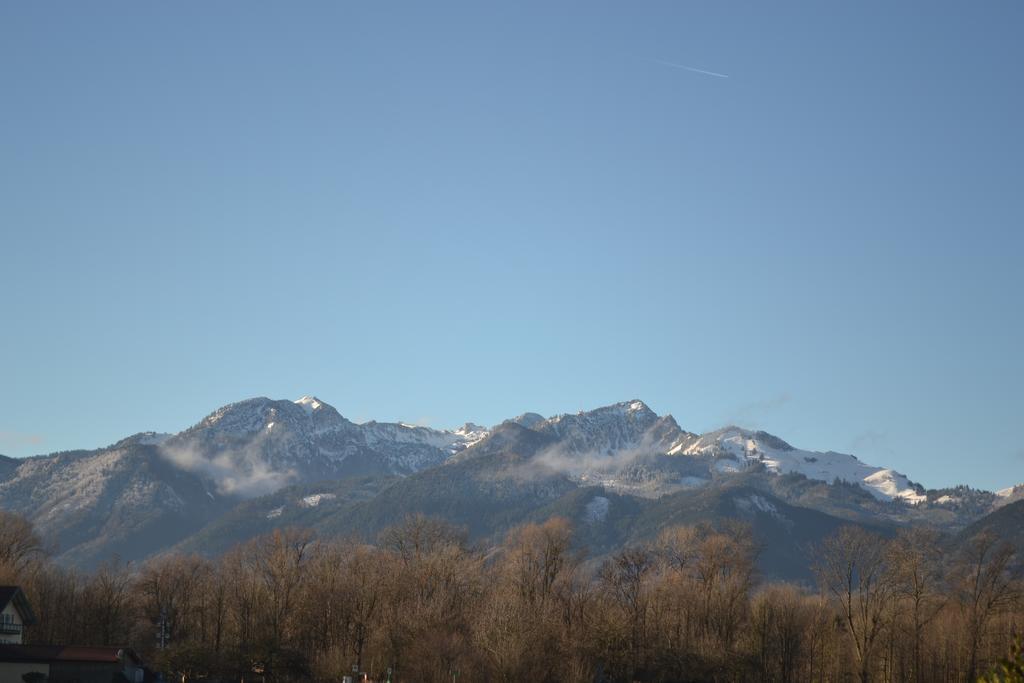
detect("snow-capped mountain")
(534, 400), (693, 457)
(0, 395), (1016, 569)
(160, 396), (489, 494)
(674, 427), (926, 503)
(495, 401), (925, 503)
(0, 396), (491, 566)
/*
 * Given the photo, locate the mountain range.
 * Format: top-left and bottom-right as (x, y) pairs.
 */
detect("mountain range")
(1, 396), (1020, 578)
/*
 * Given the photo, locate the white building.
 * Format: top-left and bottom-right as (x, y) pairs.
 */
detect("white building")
(0, 587), (34, 646)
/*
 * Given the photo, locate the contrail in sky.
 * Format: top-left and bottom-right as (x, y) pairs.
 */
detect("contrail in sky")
(653, 59), (729, 79)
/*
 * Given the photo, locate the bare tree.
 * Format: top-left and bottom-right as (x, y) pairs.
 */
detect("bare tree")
(887, 528), (946, 683)
(137, 554), (210, 648)
(6, 504), (1024, 683)
(600, 546), (653, 677)
(751, 584), (813, 683)
(692, 523), (757, 651)
(816, 526), (894, 683)
(653, 524), (699, 574)
(255, 528), (317, 658)
(379, 514), (466, 566)
(503, 517), (574, 610)
(83, 557), (134, 646)
(0, 511), (46, 578)
(952, 531), (1020, 682)
(340, 545), (383, 673)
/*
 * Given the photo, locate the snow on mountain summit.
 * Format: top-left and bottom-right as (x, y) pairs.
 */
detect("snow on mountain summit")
(677, 426), (926, 503)
(160, 396), (493, 492)
(995, 484), (1024, 507)
(537, 399), (684, 456)
(295, 395), (325, 414)
(453, 423), (489, 445)
(996, 484), (1023, 497)
(5, 394), (1017, 571)
(12, 395), (942, 511)
(509, 412), (546, 429)
(509, 403), (926, 503)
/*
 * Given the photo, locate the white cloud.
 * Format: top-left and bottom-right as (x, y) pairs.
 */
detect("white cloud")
(158, 430), (296, 497)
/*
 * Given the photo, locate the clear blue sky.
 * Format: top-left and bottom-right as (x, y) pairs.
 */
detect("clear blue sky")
(1, 2), (1021, 491)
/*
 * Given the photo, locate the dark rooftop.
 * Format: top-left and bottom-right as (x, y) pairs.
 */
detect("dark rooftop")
(0, 644), (141, 664)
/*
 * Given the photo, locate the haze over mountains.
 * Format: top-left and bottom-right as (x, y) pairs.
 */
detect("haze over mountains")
(1, 396), (1020, 577)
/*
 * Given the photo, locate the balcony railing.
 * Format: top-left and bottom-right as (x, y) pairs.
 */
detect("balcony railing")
(0, 623), (23, 635)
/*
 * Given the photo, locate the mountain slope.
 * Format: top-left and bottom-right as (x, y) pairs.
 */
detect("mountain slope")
(168, 476), (397, 558)
(0, 443), (232, 568)
(955, 499), (1024, 562)
(172, 469), (881, 582)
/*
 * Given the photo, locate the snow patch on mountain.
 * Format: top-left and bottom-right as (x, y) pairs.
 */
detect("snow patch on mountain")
(864, 469), (926, 504)
(735, 494), (778, 515)
(714, 458), (745, 474)
(732, 493), (793, 529)
(362, 421), (469, 454)
(295, 395), (325, 415)
(300, 493), (336, 508)
(995, 484), (1024, 507)
(453, 423), (489, 446)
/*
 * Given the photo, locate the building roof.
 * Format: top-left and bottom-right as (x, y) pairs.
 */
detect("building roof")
(0, 644), (142, 664)
(0, 586), (36, 625)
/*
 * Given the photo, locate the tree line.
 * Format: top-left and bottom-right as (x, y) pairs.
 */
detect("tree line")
(1, 510), (1021, 682)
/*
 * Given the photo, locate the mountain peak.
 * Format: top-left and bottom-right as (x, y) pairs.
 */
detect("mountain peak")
(455, 422), (487, 436)
(534, 398), (680, 462)
(508, 412), (546, 429)
(564, 399), (657, 421)
(628, 399), (655, 416)
(295, 395), (327, 415)
(615, 399), (655, 416)
(591, 399), (658, 423)
(706, 426), (795, 452)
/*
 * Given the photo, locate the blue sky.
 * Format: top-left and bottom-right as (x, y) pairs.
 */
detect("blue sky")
(1, 2), (1021, 491)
